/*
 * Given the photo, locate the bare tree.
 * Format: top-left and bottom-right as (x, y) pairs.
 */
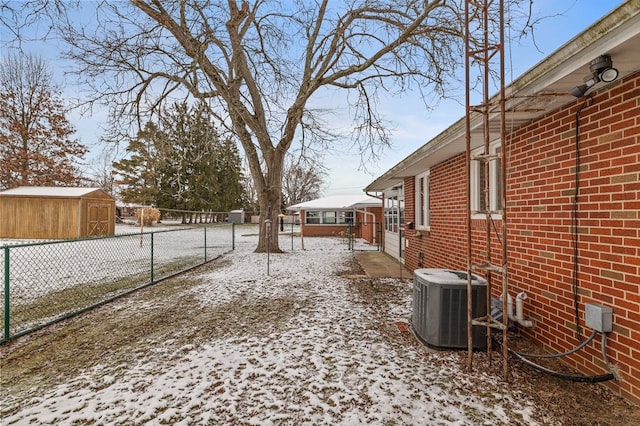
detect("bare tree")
(83, 148), (119, 196)
(4, 0), (523, 251)
(240, 158), (259, 213)
(282, 157), (326, 208)
(0, 53), (87, 190)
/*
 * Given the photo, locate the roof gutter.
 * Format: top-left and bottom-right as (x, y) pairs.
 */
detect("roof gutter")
(365, 190), (382, 200)
(364, 3), (640, 193)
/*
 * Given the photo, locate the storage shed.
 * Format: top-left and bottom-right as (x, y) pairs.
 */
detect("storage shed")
(0, 186), (116, 239)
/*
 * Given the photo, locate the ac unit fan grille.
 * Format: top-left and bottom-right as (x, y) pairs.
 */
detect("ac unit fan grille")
(412, 269), (487, 349)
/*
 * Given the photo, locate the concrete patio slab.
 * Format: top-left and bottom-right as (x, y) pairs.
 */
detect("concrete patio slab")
(354, 251), (413, 279)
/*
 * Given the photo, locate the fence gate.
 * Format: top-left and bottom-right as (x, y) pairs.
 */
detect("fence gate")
(346, 222), (382, 252)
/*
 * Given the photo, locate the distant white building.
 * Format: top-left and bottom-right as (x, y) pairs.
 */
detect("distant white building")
(287, 195), (382, 242)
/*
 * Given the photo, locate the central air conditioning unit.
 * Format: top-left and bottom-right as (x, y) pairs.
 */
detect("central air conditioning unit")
(412, 269), (487, 349)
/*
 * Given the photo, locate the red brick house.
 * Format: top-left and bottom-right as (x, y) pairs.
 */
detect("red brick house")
(365, 4), (640, 404)
(287, 195), (382, 243)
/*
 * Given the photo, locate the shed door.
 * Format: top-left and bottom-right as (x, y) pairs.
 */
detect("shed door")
(88, 203), (112, 236)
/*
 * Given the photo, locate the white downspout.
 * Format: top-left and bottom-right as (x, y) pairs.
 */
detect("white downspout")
(356, 209), (376, 244)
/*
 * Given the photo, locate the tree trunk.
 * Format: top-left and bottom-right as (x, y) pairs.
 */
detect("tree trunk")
(255, 190), (283, 253)
(254, 154), (285, 253)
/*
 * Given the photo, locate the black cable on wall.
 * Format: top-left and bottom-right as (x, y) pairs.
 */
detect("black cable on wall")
(572, 96), (593, 340)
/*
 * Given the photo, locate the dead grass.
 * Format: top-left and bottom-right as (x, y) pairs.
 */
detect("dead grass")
(1, 256), (207, 338)
(343, 257), (640, 426)
(1, 256), (639, 425)
(0, 256), (308, 414)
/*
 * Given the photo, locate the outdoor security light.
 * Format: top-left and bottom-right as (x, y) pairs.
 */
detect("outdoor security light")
(570, 54), (619, 98)
(569, 84), (589, 98)
(599, 67), (619, 83)
(590, 55), (618, 82)
(569, 74), (598, 98)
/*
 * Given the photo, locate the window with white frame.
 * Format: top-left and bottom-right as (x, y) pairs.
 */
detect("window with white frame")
(322, 211), (337, 224)
(305, 210), (354, 224)
(384, 187), (404, 233)
(338, 211), (354, 224)
(415, 171), (430, 229)
(471, 142), (502, 214)
(305, 211), (321, 224)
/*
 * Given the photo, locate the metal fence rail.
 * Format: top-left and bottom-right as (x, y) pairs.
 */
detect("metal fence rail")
(1, 224), (235, 343)
(347, 222), (382, 252)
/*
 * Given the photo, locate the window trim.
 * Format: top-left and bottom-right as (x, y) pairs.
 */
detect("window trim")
(471, 141), (502, 219)
(305, 210), (321, 224)
(339, 210), (355, 224)
(415, 170), (430, 230)
(322, 211), (337, 224)
(305, 209), (354, 225)
(384, 186), (404, 233)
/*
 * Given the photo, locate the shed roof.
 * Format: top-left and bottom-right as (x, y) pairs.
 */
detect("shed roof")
(365, 2), (640, 191)
(287, 195), (381, 211)
(0, 186), (114, 199)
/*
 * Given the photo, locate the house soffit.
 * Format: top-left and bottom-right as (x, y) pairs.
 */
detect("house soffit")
(365, 4), (640, 192)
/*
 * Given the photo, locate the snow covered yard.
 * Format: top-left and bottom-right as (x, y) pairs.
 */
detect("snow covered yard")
(2, 223), (235, 300)
(1, 223), (237, 341)
(1, 233), (637, 425)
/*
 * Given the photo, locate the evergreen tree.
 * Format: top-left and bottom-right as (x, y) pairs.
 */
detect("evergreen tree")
(212, 138), (246, 211)
(113, 102), (246, 211)
(113, 122), (165, 205)
(158, 101), (220, 211)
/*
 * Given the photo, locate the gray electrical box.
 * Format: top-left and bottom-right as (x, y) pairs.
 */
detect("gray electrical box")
(585, 303), (613, 333)
(412, 269), (487, 349)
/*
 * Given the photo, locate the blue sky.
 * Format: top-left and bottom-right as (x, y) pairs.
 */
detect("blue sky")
(322, 0), (625, 195)
(1, 0), (625, 195)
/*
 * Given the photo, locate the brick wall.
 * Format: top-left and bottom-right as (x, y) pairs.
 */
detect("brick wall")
(509, 71), (640, 404)
(402, 71), (640, 404)
(356, 207), (383, 244)
(404, 155), (469, 271)
(301, 223), (351, 237)
(404, 154), (498, 271)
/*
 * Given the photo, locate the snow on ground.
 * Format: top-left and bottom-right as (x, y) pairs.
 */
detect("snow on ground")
(2, 233), (540, 425)
(2, 223), (234, 300)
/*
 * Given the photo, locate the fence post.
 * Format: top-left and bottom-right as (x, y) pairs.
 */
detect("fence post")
(348, 223), (353, 251)
(150, 233), (154, 284)
(3, 246), (10, 342)
(232, 223), (235, 251)
(204, 227), (208, 262)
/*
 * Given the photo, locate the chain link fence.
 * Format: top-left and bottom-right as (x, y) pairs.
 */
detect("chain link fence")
(1, 224), (235, 343)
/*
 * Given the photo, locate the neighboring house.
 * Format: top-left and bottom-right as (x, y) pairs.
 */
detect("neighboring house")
(287, 195), (382, 243)
(0, 186), (116, 239)
(365, 4), (640, 405)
